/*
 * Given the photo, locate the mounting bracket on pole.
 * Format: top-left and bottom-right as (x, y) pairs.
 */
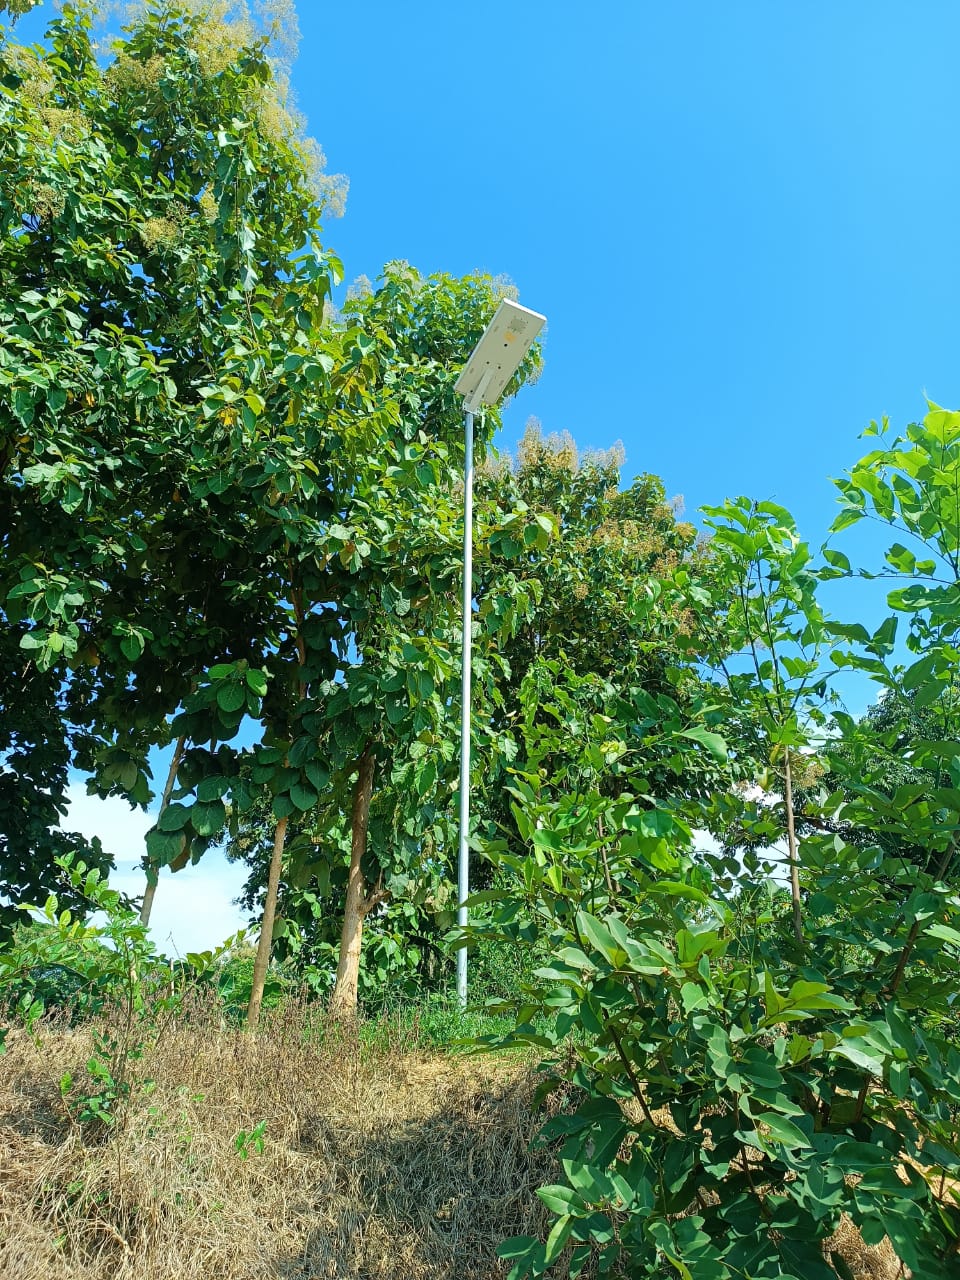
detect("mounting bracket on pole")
(462, 369), (493, 414)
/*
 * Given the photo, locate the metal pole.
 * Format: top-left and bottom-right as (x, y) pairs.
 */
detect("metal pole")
(456, 407), (475, 1007)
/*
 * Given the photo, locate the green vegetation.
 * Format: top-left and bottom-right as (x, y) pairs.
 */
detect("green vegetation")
(2, 4), (959, 1278)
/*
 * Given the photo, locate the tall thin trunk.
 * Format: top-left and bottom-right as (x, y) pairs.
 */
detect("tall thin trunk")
(246, 815), (289, 1028)
(329, 747), (376, 1019)
(140, 734), (186, 926)
(783, 753), (803, 946)
(247, 574), (308, 1029)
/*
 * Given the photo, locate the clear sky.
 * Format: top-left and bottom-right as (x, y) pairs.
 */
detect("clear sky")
(294, 1), (960, 535)
(15, 0), (960, 946)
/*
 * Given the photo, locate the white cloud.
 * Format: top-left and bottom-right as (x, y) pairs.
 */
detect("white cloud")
(63, 783), (249, 954)
(109, 856), (250, 957)
(64, 784), (153, 864)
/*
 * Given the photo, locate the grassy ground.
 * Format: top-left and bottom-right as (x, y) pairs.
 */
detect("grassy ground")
(0, 997), (903, 1280)
(0, 996), (552, 1279)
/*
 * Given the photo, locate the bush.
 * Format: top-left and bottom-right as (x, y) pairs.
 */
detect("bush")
(0, 856), (239, 1127)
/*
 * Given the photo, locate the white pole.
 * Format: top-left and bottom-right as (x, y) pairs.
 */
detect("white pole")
(456, 406), (475, 1007)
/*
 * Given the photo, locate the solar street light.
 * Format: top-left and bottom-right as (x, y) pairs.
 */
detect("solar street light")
(454, 299), (546, 411)
(454, 298), (546, 1008)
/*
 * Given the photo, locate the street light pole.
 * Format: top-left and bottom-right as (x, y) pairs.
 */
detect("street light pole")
(452, 299), (546, 1008)
(455, 405), (475, 1007)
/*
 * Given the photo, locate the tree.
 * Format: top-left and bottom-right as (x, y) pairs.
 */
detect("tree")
(467, 423), (706, 899)
(0, 637), (108, 935)
(226, 415), (708, 1012)
(0, 0), (344, 929)
(476, 421), (697, 684)
(225, 264), (550, 1018)
(474, 409), (960, 1280)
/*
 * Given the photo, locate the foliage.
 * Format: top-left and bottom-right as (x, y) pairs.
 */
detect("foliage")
(468, 408), (960, 1279)
(213, 943), (290, 1019)
(234, 1117), (267, 1159)
(0, 646), (110, 936)
(0, 1), (41, 20)
(3, 6), (960, 1273)
(0, 0), (344, 926)
(226, 415), (699, 1010)
(217, 262), (547, 1016)
(476, 421), (697, 687)
(0, 854), (237, 1126)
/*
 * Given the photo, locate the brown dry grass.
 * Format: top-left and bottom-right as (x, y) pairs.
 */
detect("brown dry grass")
(0, 1000), (553, 1279)
(0, 1000), (904, 1280)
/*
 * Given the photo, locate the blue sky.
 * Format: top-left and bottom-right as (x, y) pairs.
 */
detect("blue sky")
(15, 1), (960, 946)
(298, 1), (960, 532)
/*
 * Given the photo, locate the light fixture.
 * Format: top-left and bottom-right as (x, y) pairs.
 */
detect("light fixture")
(454, 298), (546, 412)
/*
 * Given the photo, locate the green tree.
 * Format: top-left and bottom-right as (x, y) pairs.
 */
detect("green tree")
(0, 647), (108, 934)
(225, 264), (549, 1018)
(226, 418), (704, 1011)
(476, 421), (698, 685)
(473, 412), (960, 1279)
(0, 0), (344, 933)
(468, 424), (706, 903)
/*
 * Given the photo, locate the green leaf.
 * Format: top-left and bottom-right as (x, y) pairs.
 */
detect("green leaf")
(120, 632), (144, 661)
(304, 760), (329, 790)
(157, 803), (191, 832)
(680, 982), (708, 1012)
(290, 783), (318, 812)
(216, 682), (246, 713)
(758, 1112), (811, 1150)
(822, 546), (851, 572)
(888, 1060), (909, 1100)
(536, 1184), (585, 1215)
(543, 1215), (574, 1266)
(575, 911), (624, 966)
(831, 1038), (884, 1073)
(497, 1236), (546, 1280)
(926, 922), (960, 948)
(778, 1238), (837, 1280)
(146, 827), (186, 863)
(245, 669), (268, 697)
(191, 800), (226, 837)
(680, 726), (727, 761)
(197, 776), (231, 802)
(414, 757), (437, 798)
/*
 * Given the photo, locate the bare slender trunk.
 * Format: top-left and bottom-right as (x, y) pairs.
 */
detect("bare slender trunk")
(783, 754), (803, 946)
(140, 734), (186, 925)
(246, 815), (289, 1029)
(246, 575), (309, 1028)
(329, 748), (377, 1019)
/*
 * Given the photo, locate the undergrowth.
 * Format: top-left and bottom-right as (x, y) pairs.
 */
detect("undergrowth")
(0, 992), (552, 1280)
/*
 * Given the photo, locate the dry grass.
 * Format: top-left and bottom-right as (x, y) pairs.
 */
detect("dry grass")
(0, 1000), (904, 1280)
(0, 1000), (553, 1279)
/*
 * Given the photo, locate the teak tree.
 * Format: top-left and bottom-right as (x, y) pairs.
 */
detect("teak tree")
(0, 1), (345, 942)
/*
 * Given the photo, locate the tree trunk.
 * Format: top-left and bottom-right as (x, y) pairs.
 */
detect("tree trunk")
(783, 753), (803, 946)
(246, 576), (309, 1028)
(246, 815), (288, 1029)
(140, 733), (186, 926)
(329, 747), (376, 1019)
